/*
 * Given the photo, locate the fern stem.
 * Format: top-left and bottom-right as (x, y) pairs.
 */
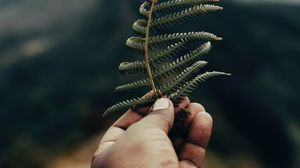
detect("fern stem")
(145, 0), (159, 97)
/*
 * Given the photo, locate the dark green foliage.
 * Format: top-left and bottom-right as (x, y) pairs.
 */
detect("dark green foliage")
(104, 0), (230, 117)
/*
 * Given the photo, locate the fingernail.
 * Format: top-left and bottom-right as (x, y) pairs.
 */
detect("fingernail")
(153, 98), (170, 111)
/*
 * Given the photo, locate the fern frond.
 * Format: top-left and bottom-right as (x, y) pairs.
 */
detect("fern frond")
(103, 96), (156, 117)
(104, 0), (229, 119)
(154, 0), (220, 12)
(117, 42), (211, 91)
(126, 32), (220, 50)
(119, 40), (188, 74)
(151, 40), (186, 63)
(133, 19), (147, 34)
(160, 60), (208, 94)
(152, 5), (223, 28)
(170, 71), (231, 100)
(115, 42), (211, 92)
(119, 61), (146, 74)
(126, 37), (145, 50)
(139, 1), (150, 17)
(149, 31), (222, 46)
(154, 42), (211, 77)
(115, 79), (149, 93)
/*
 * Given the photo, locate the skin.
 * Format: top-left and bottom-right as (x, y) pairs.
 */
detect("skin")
(91, 94), (213, 168)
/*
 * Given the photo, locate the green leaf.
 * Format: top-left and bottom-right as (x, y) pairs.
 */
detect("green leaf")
(118, 42), (211, 92)
(126, 37), (145, 50)
(160, 60), (208, 94)
(169, 71), (231, 100)
(104, 1), (229, 119)
(139, 1), (150, 17)
(152, 5), (223, 28)
(154, 0), (220, 12)
(154, 42), (211, 78)
(103, 96), (156, 117)
(132, 19), (147, 34)
(151, 40), (186, 63)
(118, 61), (146, 74)
(115, 79), (149, 92)
(149, 31), (222, 45)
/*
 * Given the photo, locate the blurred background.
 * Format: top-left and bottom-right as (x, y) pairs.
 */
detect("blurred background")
(0, 0), (299, 167)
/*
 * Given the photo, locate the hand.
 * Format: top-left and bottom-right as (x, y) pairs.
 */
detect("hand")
(91, 96), (213, 168)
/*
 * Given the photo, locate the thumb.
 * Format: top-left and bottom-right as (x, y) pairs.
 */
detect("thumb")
(138, 98), (175, 133)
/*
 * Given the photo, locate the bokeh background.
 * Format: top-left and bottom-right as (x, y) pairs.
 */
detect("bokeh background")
(0, 0), (299, 167)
